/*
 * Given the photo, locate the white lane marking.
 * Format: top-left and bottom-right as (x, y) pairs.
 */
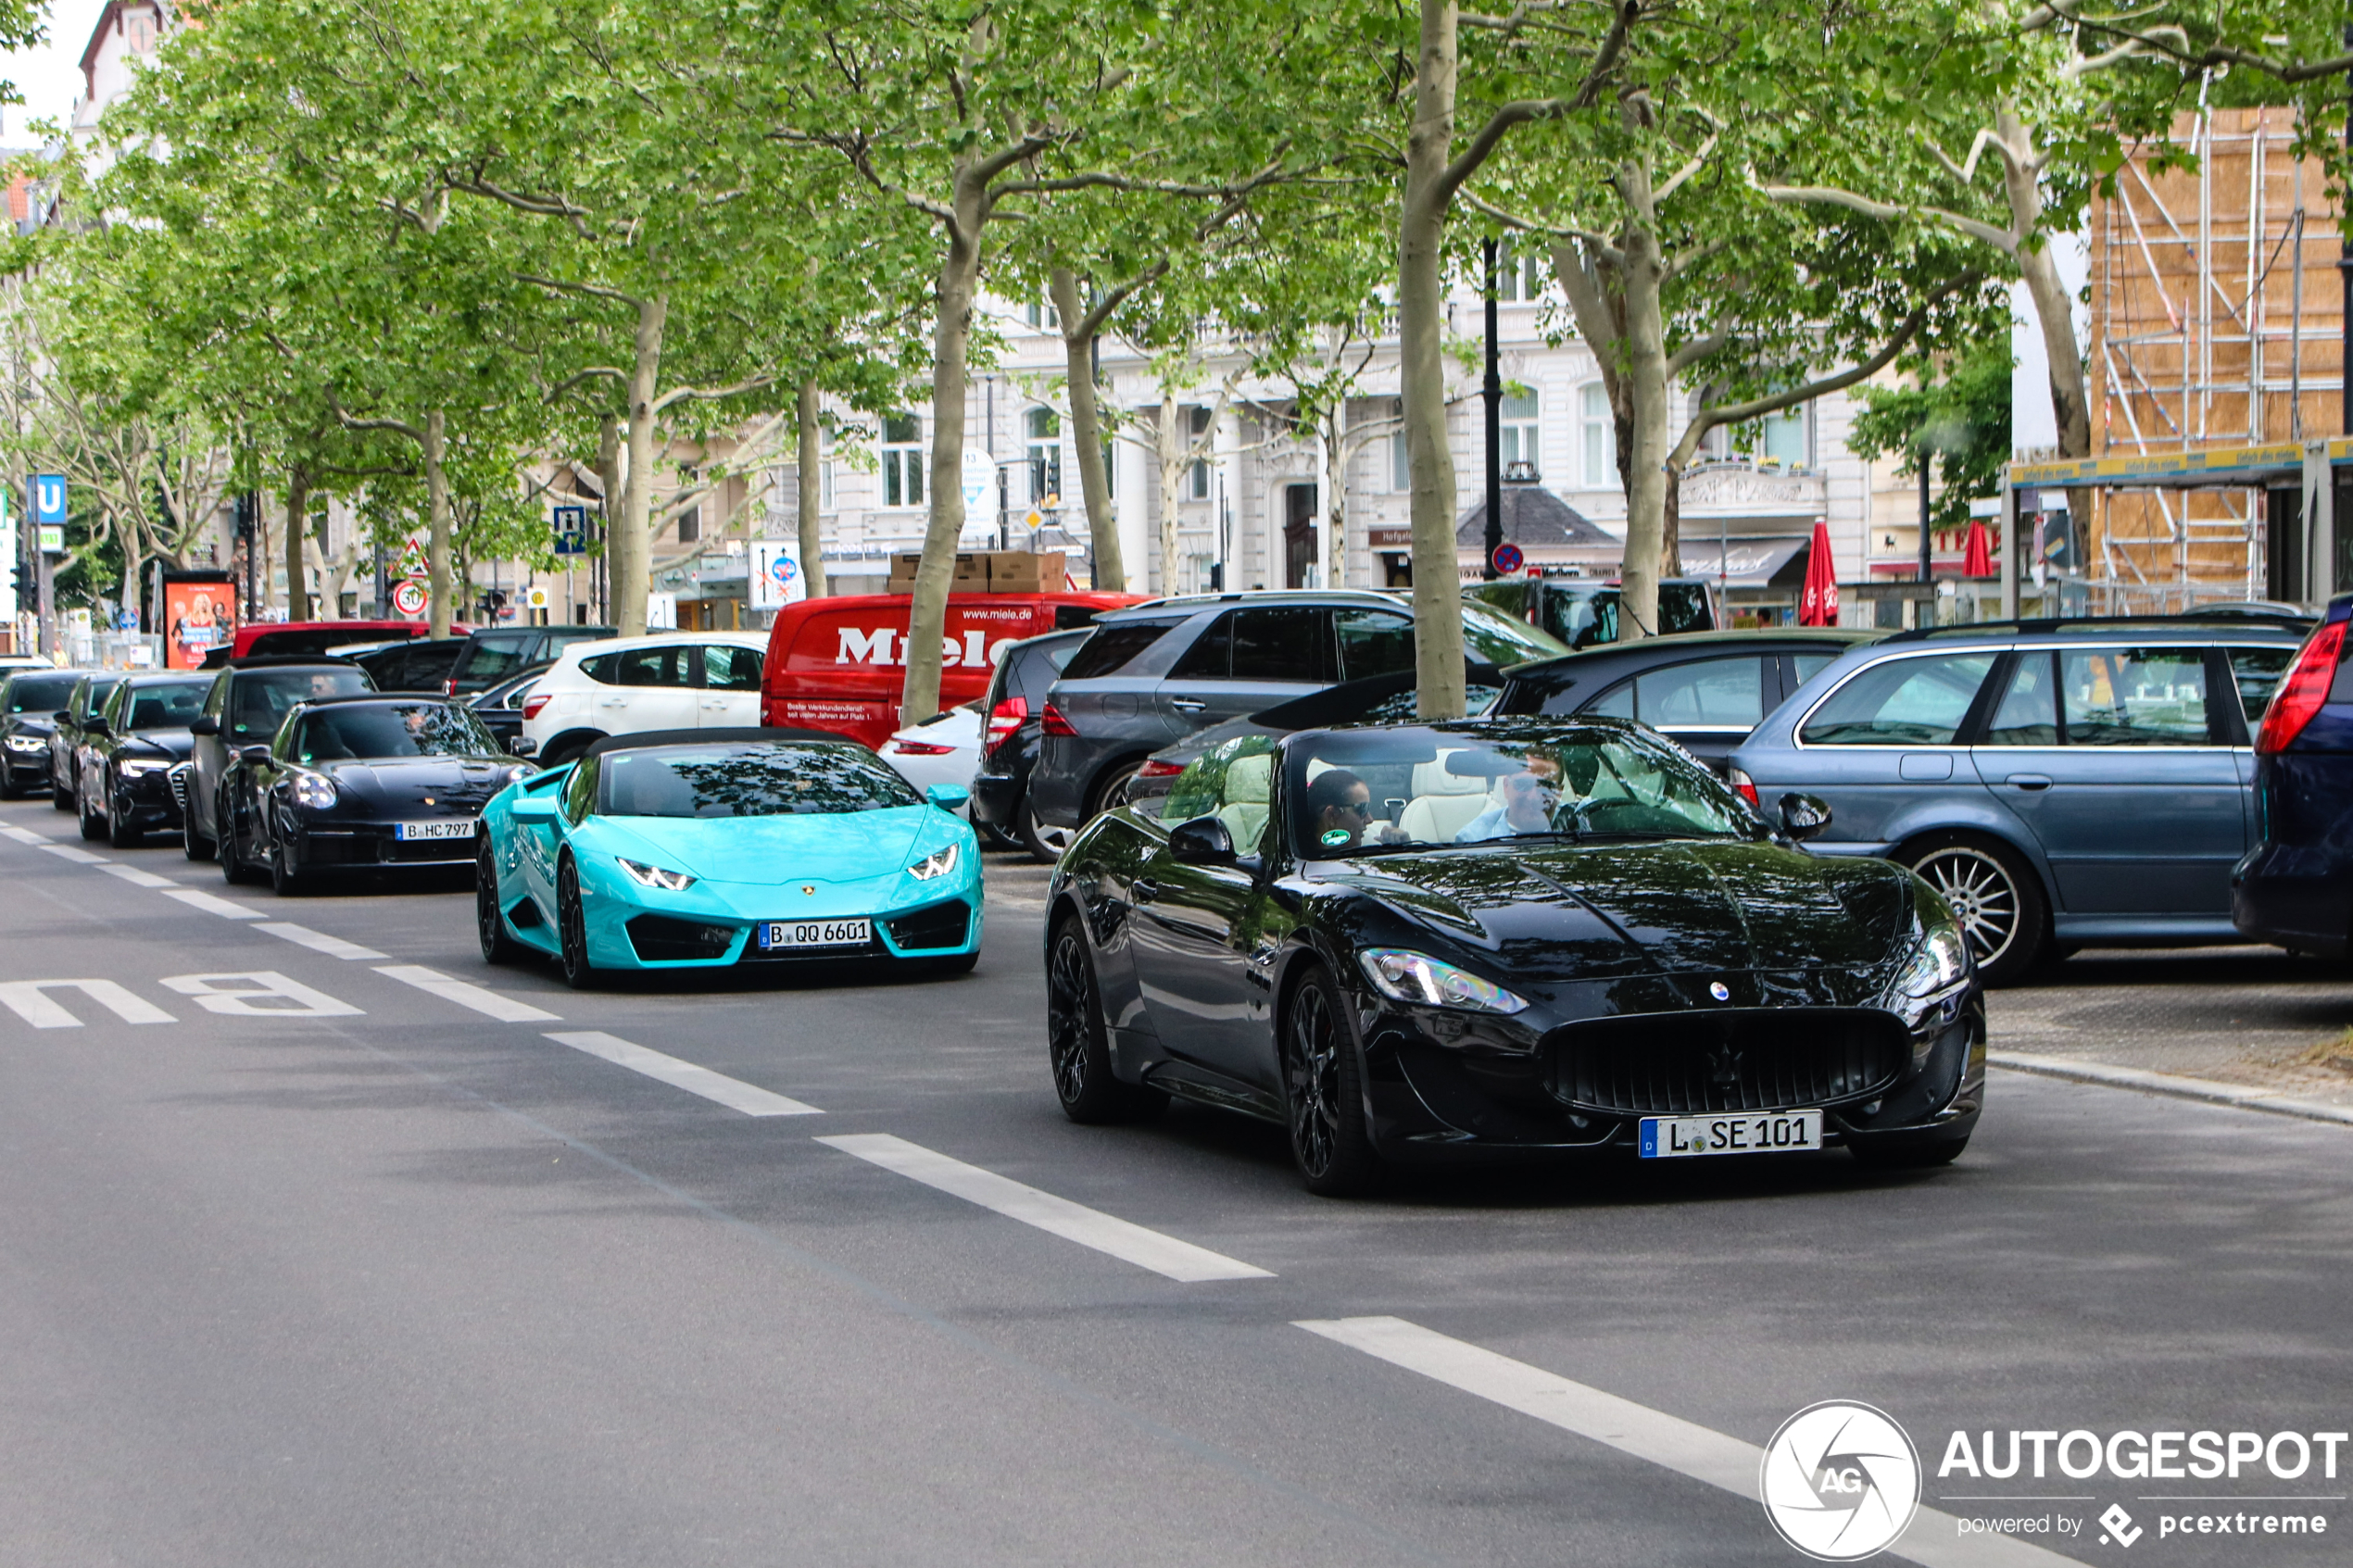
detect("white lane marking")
(1293, 1318), (2080, 1568)
(816, 1133), (1273, 1284)
(0, 979), (175, 1029)
(161, 887), (262, 921)
(0, 824), (49, 843)
(98, 863), (177, 888)
(372, 965), (560, 1023)
(545, 1032), (823, 1117)
(254, 922), (386, 960)
(161, 972), (362, 1018)
(39, 843), (106, 864)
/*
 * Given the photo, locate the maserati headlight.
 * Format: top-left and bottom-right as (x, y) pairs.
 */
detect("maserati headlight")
(1358, 948), (1529, 1015)
(5, 734), (44, 752)
(907, 843), (961, 882)
(1897, 922), (1971, 998)
(616, 857), (696, 893)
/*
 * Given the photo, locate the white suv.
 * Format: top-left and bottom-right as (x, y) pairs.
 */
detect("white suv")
(520, 631), (771, 766)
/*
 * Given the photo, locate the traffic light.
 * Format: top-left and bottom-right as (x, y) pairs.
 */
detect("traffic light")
(8, 562), (24, 602)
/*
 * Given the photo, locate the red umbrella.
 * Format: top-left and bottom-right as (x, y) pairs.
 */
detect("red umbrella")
(1961, 517), (1994, 577)
(1798, 520), (1840, 626)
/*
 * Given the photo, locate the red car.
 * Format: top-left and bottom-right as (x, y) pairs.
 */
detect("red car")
(224, 620), (472, 661)
(761, 592), (1139, 750)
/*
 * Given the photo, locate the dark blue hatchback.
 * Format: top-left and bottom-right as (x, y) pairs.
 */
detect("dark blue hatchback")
(2233, 593), (2353, 958)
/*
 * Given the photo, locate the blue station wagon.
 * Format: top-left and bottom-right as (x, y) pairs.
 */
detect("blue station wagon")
(1727, 619), (2302, 983)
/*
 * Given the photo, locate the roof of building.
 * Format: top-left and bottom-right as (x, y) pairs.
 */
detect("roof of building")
(1454, 485), (1616, 548)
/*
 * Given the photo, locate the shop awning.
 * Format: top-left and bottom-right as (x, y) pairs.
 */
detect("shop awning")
(1678, 537), (1810, 587)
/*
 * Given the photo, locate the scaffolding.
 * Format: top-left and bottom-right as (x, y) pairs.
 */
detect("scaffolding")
(2090, 104), (2346, 595)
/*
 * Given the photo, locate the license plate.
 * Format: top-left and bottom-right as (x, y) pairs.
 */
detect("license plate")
(757, 918), (872, 950)
(395, 819), (474, 841)
(1639, 1110), (1823, 1159)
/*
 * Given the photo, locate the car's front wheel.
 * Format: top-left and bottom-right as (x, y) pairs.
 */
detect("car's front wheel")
(107, 777), (143, 848)
(556, 856), (597, 988)
(1020, 798), (1074, 864)
(50, 762), (74, 811)
(1046, 915), (1161, 1123)
(1904, 834), (2046, 986)
(1282, 965), (1381, 1197)
(476, 837), (523, 963)
(1086, 759), (1145, 822)
(218, 793), (257, 885)
(77, 780), (106, 841)
(268, 834), (308, 896)
(182, 786), (214, 860)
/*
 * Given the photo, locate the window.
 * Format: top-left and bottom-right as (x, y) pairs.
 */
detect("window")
(2060, 647), (2208, 746)
(880, 414), (924, 508)
(1500, 390), (1540, 470)
(701, 645), (763, 690)
(1188, 406), (1211, 500)
(2229, 647), (2293, 728)
(1755, 403), (1809, 468)
(1798, 652), (1997, 746)
(1985, 653), (2059, 746)
(599, 741), (919, 818)
(675, 505), (700, 545)
(1229, 607), (1333, 683)
(1023, 298), (1060, 332)
(231, 668), (370, 737)
(294, 703), (498, 762)
(1061, 619), (1184, 681)
(1390, 429), (1411, 494)
(614, 645), (695, 688)
(1630, 657), (1768, 730)
(1793, 652), (1842, 686)
(1025, 407), (1062, 505)
(127, 682), (207, 730)
(1493, 245), (1545, 303)
(1335, 608), (1416, 681)
(562, 757), (598, 824)
(1580, 383), (1613, 486)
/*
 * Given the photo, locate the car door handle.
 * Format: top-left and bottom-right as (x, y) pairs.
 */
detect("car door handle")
(2006, 773), (2054, 792)
(1133, 877), (1165, 902)
(1168, 699), (1206, 713)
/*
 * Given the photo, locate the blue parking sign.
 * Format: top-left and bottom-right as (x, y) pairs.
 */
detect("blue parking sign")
(552, 504), (587, 556)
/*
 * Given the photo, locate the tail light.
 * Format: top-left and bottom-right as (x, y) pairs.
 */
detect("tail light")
(1726, 765), (1760, 809)
(889, 739), (958, 756)
(522, 694), (551, 721)
(1134, 759), (1185, 780)
(444, 679), (459, 696)
(2256, 620), (2347, 756)
(1040, 701), (1079, 738)
(985, 696), (1027, 753)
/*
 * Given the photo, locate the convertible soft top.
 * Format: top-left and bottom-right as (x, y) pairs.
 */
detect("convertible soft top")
(580, 726), (844, 759)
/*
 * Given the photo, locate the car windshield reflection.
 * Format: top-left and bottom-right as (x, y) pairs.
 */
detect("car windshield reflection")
(598, 742), (922, 819)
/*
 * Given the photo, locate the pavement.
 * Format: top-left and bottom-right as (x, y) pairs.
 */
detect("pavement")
(0, 801), (2347, 1567)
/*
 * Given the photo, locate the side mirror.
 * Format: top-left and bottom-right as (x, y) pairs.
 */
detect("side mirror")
(925, 782), (971, 810)
(237, 744), (272, 765)
(1779, 792), (1832, 843)
(1167, 814), (1238, 867)
(82, 716), (109, 737)
(50, 709), (68, 724)
(189, 715), (220, 736)
(510, 795), (558, 822)
(509, 735), (537, 758)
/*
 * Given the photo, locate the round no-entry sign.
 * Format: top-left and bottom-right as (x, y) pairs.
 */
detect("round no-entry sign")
(392, 579), (428, 617)
(1491, 542), (1524, 574)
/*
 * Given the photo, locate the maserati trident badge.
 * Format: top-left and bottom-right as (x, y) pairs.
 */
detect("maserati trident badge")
(1708, 981), (1731, 1001)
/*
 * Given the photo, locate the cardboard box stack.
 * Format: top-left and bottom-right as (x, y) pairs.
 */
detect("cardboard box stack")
(884, 550), (1068, 594)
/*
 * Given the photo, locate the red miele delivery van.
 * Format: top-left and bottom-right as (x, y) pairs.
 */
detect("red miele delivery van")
(761, 592), (1141, 749)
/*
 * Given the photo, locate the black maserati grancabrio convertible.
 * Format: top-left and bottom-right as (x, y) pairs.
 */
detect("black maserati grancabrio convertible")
(1045, 720), (1983, 1195)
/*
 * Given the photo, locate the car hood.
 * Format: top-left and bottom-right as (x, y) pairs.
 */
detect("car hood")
(1318, 838), (1916, 982)
(6, 716), (56, 736)
(589, 806), (949, 885)
(322, 756), (513, 813)
(120, 730), (197, 760)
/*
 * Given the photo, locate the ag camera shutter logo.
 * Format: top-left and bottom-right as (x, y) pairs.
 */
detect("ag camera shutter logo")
(1760, 1401), (1922, 1561)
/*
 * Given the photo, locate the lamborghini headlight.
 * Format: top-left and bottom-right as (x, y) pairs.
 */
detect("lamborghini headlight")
(1358, 948), (1529, 1015)
(291, 771), (337, 809)
(907, 843), (961, 882)
(1897, 922), (1971, 998)
(616, 857), (697, 892)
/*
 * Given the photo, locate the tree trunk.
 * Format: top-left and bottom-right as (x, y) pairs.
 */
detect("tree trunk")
(1998, 107), (2089, 460)
(282, 466), (311, 622)
(1156, 392), (1185, 594)
(1616, 196), (1670, 643)
(902, 188), (984, 726)
(613, 297), (667, 637)
(1400, 0), (1466, 720)
(796, 377), (827, 600)
(422, 411), (453, 639)
(1326, 399), (1348, 588)
(1051, 267), (1123, 592)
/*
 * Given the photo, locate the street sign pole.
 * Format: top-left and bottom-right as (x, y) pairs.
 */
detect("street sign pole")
(32, 473), (69, 659)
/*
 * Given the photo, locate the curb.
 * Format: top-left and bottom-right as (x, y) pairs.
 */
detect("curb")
(1989, 1050), (2353, 1128)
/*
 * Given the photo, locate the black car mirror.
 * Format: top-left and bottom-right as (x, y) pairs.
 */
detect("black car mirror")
(50, 709), (69, 724)
(189, 715), (220, 736)
(237, 744), (272, 765)
(1779, 793), (1832, 843)
(82, 716), (108, 737)
(1168, 815), (1238, 867)
(509, 735), (537, 757)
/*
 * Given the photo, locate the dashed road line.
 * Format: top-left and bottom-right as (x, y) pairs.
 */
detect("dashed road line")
(544, 1031), (823, 1117)
(816, 1133), (1273, 1284)
(254, 922), (387, 960)
(161, 887), (263, 920)
(38, 842), (107, 865)
(98, 863), (178, 888)
(373, 964), (561, 1022)
(0, 824), (48, 844)
(1292, 1317), (2079, 1568)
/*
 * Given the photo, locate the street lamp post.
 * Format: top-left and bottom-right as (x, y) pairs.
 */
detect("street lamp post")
(1482, 238), (1503, 581)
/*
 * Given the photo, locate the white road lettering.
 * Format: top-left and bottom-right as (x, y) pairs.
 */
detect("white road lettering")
(816, 1133), (1273, 1284)
(161, 972), (362, 1018)
(1292, 1317), (2081, 1568)
(254, 922), (386, 960)
(161, 887), (263, 921)
(0, 979), (175, 1029)
(544, 1032), (822, 1117)
(372, 965), (560, 1023)
(98, 864), (178, 888)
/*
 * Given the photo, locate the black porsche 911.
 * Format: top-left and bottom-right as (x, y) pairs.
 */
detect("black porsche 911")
(1045, 719), (1983, 1195)
(218, 695), (531, 895)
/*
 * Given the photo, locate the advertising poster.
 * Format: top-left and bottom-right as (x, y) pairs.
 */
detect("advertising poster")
(163, 579), (237, 669)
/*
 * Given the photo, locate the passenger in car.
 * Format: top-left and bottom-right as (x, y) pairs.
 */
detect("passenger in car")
(1455, 751), (1566, 843)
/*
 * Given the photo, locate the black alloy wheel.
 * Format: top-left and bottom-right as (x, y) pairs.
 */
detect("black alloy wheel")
(77, 778), (106, 841)
(476, 835), (522, 963)
(107, 776), (143, 848)
(1905, 834), (2047, 986)
(50, 759), (74, 810)
(556, 856), (596, 988)
(182, 788), (214, 860)
(1085, 759), (1145, 822)
(218, 792), (256, 885)
(1046, 916), (1162, 1123)
(1282, 966), (1381, 1197)
(269, 831), (307, 897)
(1019, 797), (1075, 864)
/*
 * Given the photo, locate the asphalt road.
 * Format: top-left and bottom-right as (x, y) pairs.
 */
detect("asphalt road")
(1, 797), (2347, 1567)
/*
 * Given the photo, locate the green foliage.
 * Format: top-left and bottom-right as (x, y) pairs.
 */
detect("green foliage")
(1848, 341), (2015, 533)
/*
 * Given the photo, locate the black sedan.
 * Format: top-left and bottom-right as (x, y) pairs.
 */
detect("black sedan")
(51, 672), (124, 814)
(0, 668), (82, 797)
(1045, 720), (1983, 1194)
(82, 673), (210, 846)
(219, 695), (530, 895)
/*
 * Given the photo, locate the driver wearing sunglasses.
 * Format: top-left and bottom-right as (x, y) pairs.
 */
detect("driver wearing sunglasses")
(1455, 751), (1566, 843)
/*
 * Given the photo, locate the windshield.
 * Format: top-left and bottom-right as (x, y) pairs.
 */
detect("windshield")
(1460, 600), (1572, 666)
(6, 674), (76, 713)
(597, 742), (922, 819)
(233, 667), (372, 736)
(1284, 725), (1754, 857)
(126, 682), (208, 731)
(293, 702), (499, 762)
